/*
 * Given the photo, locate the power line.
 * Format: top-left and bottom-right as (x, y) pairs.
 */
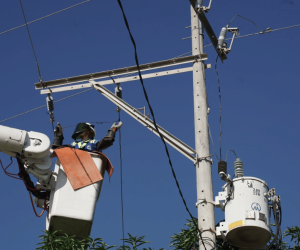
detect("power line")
(19, 0), (43, 83)
(111, 76), (125, 245)
(204, 23), (300, 48)
(215, 56), (222, 160)
(172, 51), (192, 59)
(206, 23), (300, 161)
(0, 88), (93, 124)
(19, 0), (57, 134)
(116, 1), (207, 249)
(118, 111), (125, 246)
(0, 0), (92, 36)
(225, 149), (238, 162)
(208, 122), (220, 161)
(227, 15), (262, 32)
(62, 120), (118, 129)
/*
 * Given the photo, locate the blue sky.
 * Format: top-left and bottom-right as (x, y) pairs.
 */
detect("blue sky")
(0, 0), (299, 249)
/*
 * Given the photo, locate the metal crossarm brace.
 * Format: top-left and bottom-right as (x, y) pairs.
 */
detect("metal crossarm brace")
(92, 81), (197, 162)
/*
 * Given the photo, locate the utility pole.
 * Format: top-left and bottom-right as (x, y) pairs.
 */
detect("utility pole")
(191, 5), (216, 249)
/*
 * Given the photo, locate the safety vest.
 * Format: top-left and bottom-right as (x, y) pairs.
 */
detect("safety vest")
(71, 139), (99, 152)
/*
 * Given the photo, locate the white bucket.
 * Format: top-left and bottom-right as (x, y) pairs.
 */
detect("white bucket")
(46, 152), (107, 238)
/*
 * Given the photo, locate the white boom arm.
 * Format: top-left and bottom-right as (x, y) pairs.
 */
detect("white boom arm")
(92, 82), (197, 162)
(0, 125), (52, 182)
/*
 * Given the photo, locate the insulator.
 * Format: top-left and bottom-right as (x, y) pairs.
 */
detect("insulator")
(218, 160), (227, 174)
(195, 0), (203, 9)
(115, 86), (122, 99)
(234, 158), (244, 178)
(46, 95), (54, 112)
(217, 27), (227, 50)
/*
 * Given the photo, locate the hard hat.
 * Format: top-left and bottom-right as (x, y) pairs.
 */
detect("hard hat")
(72, 123), (96, 140)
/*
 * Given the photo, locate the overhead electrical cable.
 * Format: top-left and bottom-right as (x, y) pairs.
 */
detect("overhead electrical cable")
(213, 14), (261, 161)
(0, 0), (92, 36)
(0, 88), (93, 124)
(210, 18), (294, 162)
(225, 149), (238, 162)
(19, 0), (56, 133)
(227, 15), (262, 32)
(203, 23), (300, 48)
(118, 111), (125, 246)
(208, 123), (220, 161)
(215, 56), (222, 160)
(110, 75), (125, 245)
(115, 1), (208, 249)
(19, 0), (43, 83)
(62, 120), (118, 129)
(172, 51), (192, 59)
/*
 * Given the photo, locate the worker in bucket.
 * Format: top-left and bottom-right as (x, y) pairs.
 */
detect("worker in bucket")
(70, 122), (122, 152)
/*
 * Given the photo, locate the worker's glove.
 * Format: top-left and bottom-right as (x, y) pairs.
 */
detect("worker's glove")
(105, 121), (123, 139)
(110, 121), (123, 132)
(52, 122), (64, 149)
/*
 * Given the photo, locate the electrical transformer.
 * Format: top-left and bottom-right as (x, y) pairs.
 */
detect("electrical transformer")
(215, 158), (281, 249)
(216, 177), (271, 248)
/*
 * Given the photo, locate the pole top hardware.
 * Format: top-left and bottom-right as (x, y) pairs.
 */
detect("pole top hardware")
(190, 0), (227, 61)
(195, 0), (213, 13)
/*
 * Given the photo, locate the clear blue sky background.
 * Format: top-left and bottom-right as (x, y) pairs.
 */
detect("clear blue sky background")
(0, 0), (299, 249)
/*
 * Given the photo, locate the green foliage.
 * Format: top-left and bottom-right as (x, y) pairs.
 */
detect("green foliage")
(215, 238), (238, 250)
(170, 218), (237, 250)
(284, 226), (300, 249)
(37, 231), (160, 250)
(37, 223), (300, 250)
(121, 234), (150, 250)
(37, 230), (117, 250)
(120, 233), (164, 250)
(170, 218), (198, 250)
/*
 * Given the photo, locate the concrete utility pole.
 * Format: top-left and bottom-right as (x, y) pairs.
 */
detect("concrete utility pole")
(191, 5), (216, 249)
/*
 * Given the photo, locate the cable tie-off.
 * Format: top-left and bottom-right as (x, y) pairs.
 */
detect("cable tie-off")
(199, 228), (217, 235)
(196, 198), (215, 207)
(194, 154), (213, 166)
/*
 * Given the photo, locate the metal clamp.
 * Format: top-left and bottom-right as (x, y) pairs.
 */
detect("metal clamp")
(195, 0), (213, 13)
(194, 154), (213, 166)
(196, 198), (215, 208)
(200, 227), (216, 234)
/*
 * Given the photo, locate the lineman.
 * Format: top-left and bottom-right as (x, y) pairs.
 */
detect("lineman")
(70, 122), (122, 152)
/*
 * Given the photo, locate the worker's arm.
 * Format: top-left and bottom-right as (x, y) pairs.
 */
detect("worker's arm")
(96, 137), (114, 151)
(96, 121), (123, 151)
